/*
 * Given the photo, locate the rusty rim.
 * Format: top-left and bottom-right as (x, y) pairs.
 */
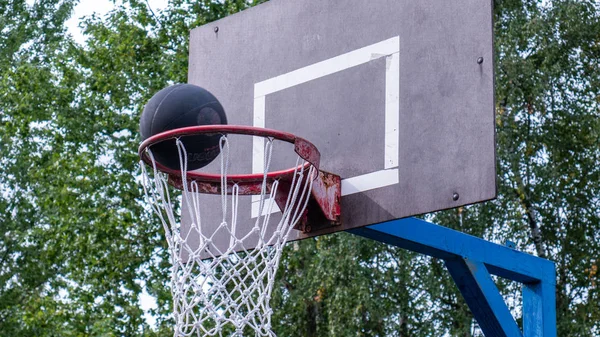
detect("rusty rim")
(138, 125), (321, 193)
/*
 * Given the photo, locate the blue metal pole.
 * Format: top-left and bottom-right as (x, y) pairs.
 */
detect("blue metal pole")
(523, 275), (557, 337)
(349, 217), (556, 337)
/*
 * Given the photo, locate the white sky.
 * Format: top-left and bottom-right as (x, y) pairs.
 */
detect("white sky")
(65, 0), (168, 44)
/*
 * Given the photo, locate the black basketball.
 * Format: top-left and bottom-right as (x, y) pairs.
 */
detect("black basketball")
(140, 84), (228, 170)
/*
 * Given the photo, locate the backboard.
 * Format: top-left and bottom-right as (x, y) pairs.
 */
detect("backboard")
(183, 0), (496, 249)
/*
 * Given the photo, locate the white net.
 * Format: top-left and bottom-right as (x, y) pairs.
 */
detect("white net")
(140, 136), (315, 337)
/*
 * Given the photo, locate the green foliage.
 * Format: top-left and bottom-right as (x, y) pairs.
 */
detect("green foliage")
(0, 0), (266, 335)
(1, 0), (156, 334)
(1, 0), (598, 336)
(488, 1), (600, 335)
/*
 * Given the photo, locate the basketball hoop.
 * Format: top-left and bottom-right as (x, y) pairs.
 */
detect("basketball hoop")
(138, 125), (340, 336)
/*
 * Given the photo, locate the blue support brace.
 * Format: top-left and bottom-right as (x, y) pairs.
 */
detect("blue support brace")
(349, 217), (556, 337)
(523, 277), (557, 337)
(445, 258), (522, 337)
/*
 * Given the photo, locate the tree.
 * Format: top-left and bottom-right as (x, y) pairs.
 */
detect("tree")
(1, 0), (265, 335)
(1, 0), (598, 336)
(490, 1), (600, 335)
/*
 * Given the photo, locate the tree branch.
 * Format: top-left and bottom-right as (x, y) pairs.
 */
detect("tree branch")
(144, 0), (163, 27)
(514, 183), (546, 258)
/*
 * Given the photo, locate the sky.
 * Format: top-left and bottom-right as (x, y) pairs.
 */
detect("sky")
(65, 0), (168, 44)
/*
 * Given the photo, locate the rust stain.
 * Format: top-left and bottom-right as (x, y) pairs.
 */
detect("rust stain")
(311, 171), (341, 223)
(168, 175), (272, 195)
(294, 137), (320, 171)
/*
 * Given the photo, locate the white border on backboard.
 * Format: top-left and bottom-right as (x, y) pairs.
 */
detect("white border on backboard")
(252, 36), (400, 218)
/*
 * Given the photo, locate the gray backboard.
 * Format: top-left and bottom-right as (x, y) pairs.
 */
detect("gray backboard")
(184, 0), (496, 247)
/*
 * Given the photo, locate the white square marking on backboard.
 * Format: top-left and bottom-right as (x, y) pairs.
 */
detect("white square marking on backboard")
(252, 36), (400, 218)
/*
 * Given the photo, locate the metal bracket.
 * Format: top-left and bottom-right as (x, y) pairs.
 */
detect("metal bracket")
(274, 170), (341, 233)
